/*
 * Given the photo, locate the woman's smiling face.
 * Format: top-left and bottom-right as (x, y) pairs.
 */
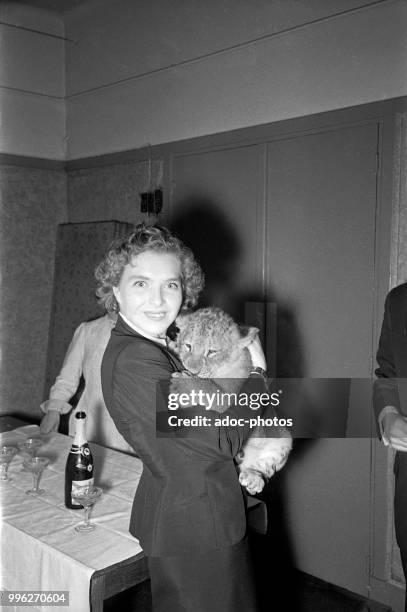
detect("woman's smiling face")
(113, 250), (183, 338)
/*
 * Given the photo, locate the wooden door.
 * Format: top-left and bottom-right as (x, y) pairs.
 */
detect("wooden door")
(265, 123), (379, 595)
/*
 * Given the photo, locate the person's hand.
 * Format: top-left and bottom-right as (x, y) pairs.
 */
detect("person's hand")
(171, 371), (193, 379)
(247, 334), (267, 372)
(40, 410), (60, 434)
(383, 412), (407, 451)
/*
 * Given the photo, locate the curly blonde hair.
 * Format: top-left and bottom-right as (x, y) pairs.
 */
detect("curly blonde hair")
(95, 224), (204, 313)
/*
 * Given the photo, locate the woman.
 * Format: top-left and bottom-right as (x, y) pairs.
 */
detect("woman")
(96, 224), (268, 612)
(39, 312), (134, 454)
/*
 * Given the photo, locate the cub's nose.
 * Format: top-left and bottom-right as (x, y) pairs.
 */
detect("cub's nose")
(184, 357), (203, 375)
(186, 365), (201, 375)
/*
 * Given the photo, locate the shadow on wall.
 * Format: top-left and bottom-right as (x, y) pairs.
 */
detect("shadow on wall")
(170, 200), (242, 316)
(169, 200), (306, 375)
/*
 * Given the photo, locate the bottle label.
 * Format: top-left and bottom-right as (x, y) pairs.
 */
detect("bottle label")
(71, 477), (94, 505)
(74, 462), (93, 472)
(70, 445), (91, 457)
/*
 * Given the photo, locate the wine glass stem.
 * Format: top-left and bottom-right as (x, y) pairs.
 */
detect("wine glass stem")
(83, 505), (92, 526)
(32, 472), (40, 492)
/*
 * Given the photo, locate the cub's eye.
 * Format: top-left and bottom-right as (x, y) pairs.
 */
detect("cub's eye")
(184, 343), (192, 352)
(207, 349), (219, 358)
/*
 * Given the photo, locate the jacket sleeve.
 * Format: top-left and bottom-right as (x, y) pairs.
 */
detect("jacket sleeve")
(373, 292), (400, 424)
(41, 323), (86, 414)
(110, 341), (269, 465)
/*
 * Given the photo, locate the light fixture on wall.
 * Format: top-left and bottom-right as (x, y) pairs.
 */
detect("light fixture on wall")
(140, 189), (163, 215)
(139, 144), (163, 216)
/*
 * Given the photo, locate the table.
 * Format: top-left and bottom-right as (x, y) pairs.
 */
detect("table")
(0, 425), (148, 612)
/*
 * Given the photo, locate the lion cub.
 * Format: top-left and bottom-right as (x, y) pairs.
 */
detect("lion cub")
(170, 307), (292, 494)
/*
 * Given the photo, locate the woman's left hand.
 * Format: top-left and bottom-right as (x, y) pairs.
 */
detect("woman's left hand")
(40, 410), (60, 434)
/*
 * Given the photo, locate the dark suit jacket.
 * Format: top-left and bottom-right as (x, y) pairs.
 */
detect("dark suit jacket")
(374, 283), (407, 422)
(101, 316), (266, 557)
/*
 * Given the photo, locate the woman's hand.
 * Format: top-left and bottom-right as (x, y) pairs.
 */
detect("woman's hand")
(171, 371), (193, 379)
(40, 410), (60, 434)
(247, 334), (267, 372)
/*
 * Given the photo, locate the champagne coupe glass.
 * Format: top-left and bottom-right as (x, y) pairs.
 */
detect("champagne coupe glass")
(0, 446), (18, 482)
(18, 439), (42, 470)
(18, 438), (42, 458)
(23, 456), (50, 495)
(72, 486), (103, 533)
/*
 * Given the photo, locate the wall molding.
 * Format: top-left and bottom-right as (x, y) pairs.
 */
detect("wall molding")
(0, 84), (64, 101)
(0, 154), (65, 171)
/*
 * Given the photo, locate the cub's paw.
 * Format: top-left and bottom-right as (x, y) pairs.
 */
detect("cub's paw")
(169, 373), (200, 406)
(239, 469), (265, 494)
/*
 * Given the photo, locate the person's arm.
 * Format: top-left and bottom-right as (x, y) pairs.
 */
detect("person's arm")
(374, 293), (400, 412)
(110, 341), (268, 465)
(373, 292), (407, 450)
(40, 323), (86, 433)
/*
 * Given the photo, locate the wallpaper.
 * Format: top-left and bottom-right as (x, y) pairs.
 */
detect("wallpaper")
(67, 159), (164, 225)
(1, 164), (67, 420)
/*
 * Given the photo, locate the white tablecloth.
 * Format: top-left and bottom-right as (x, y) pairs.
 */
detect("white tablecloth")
(0, 425), (143, 612)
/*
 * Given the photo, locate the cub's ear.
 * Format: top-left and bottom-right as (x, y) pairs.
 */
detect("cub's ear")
(238, 326), (259, 348)
(167, 313), (189, 343)
(174, 313), (188, 331)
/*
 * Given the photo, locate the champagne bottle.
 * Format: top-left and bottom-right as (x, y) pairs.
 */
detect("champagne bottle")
(64, 411), (94, 509)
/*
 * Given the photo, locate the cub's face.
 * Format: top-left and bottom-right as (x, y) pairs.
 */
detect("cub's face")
(174, 308), (256, 377)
